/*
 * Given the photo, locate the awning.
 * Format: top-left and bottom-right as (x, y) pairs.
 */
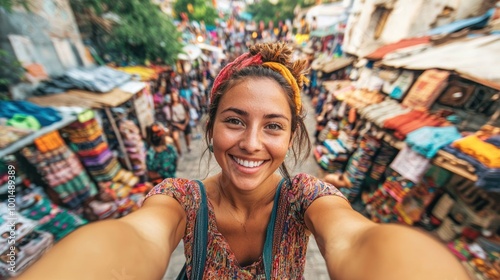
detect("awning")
(381, 35), (500, 90)
(365, 36), (431, 60)
(178, 44), (202, 61)
(321, 57), (354, 73)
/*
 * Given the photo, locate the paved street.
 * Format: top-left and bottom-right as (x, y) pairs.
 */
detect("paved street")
(162, 95), (330, 279)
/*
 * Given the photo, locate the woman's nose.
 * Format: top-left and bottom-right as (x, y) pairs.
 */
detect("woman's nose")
(239, 127), (263, 152)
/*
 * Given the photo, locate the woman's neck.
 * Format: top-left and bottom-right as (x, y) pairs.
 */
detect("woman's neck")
(214, 173), (280, 217)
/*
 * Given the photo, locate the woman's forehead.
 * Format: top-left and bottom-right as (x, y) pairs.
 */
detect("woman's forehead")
(217, 78), (292, 116)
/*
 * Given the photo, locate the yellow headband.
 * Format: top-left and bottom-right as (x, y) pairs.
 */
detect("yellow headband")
(262, 62), (302, 114)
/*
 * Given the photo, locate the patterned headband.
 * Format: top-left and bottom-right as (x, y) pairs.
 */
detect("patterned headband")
(210, 52), (303, 114)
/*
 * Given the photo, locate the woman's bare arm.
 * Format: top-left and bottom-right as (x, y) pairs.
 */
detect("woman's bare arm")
(16, 195), (186, 280)
(305, 196), (470, 280)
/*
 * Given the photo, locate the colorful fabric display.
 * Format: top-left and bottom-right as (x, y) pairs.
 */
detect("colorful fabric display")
(313, 145), (346, 173)
(390, 145), (431, 184)
(383, 109), (450, 140)
(343, 134), (381, 202)
(357, 99), (411, 127)
(405, 126), (462, 158)
(366, 141), (399, 182)
(402, 69), (450, 109)
(64, 118), (138, 184)
(17, 189), (87, 241)
(0, 125), (33, 149)
(6, 114), (41, 130)
(119, 120), (146, 177)
(442, 145), (500, 192)
(452, 135), (500, 168)
(343, 89), (385, 109)
(21, 141), (97, 209)
(0, 101), (62, 127)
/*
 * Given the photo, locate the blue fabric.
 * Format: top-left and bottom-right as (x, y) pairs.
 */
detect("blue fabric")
(485, 135), (500, 148)
(405, 126), (462, 158)
(442, 145), (500, 192)
(0, 100), (62, 126)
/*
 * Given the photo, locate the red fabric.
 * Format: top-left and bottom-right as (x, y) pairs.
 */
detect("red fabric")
(383, 110), (427, 130)
(210, 53), (263, 101)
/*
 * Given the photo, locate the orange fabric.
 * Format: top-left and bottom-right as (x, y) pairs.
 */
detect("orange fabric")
(34, 131), (65, 153)
(262, 62), (302, 114)
(452, 135), (500, 168)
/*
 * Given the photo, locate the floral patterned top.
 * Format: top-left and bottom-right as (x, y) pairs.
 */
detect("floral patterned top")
(145, 173), (346, 279)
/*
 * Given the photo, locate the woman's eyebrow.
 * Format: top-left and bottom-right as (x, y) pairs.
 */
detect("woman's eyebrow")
(220, 108), (290, 121)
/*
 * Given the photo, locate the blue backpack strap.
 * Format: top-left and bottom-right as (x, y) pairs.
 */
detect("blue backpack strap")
(190, 180), (209, 280)
(263, 178), (285, 279)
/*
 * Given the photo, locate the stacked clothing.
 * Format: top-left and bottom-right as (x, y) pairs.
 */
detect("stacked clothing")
(364, 141), (399, 191)
(342, 134), (382, 202)
(63, 117), (140, 218)
(383, 109), (450, 140)
(0, 205), (55, 278)
(118, 119), (146, 177)
(405, 126), (462, 158)
(64, 118), (133, 183)
(20, 131), (97, 209)
(443, 131), (500, 191)
(357, 99), (411, 127)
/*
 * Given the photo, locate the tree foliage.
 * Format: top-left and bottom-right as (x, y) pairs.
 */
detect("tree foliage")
(173, 0), (218, 25)
(246, 0), (315, 25)
(0, 0), (31, 12)
(70, 0), (182, 65)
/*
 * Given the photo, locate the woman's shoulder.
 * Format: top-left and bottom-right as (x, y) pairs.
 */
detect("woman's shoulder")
(288, 173), (347, 202)
(146, 178), (199, 198)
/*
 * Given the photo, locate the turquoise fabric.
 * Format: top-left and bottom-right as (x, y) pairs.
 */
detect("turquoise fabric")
(405, 126), (462, 158)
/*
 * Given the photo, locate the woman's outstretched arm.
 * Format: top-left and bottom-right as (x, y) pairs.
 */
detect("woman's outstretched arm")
(16, 195), (186, 280)
(305, 196), (470, 280)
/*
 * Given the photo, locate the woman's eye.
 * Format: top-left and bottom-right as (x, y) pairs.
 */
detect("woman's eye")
(225, 118), (243, 126)
(267, 123), (283, 130)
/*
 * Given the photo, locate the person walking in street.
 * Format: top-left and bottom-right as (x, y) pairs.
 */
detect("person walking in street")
(18, 42), (469, 280)
(164, 88), (192, 156)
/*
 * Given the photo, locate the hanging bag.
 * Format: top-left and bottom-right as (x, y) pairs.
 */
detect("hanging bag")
(176, 180), (209, 280)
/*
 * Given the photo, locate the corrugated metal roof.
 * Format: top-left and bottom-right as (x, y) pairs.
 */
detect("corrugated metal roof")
(365, 36), (431, 60)
(381, 35), (500, 89)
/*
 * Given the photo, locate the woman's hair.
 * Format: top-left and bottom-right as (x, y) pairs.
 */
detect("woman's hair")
(146, 123), (166, 147)
(204, 42), (311, 180)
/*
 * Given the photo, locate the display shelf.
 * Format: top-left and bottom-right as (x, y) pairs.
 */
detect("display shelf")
(0, 113), (77, 158)
(381, 131), (478, 182)
(432, 150), (478, 182)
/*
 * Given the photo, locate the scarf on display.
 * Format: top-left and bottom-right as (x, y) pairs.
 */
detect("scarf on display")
(210, 52), (306, 114)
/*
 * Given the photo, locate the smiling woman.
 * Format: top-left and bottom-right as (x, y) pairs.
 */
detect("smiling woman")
(17, 42), (470, 280)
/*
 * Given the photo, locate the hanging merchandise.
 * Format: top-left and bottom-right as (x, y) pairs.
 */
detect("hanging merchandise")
(402, 69), (450, 109)
(20, 131), (97, 210)
(390, 145), (431, 184)
(342, 133), (382, 202)
(118, 120), (147, 178)
(63, 116), (141, 219)
(364, 140), (399, 192)
(388, 70), (414, 100)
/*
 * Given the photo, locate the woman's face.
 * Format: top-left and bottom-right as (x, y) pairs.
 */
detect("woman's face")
(172, 91), (179, 102)
(212, 77), (293, 191)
